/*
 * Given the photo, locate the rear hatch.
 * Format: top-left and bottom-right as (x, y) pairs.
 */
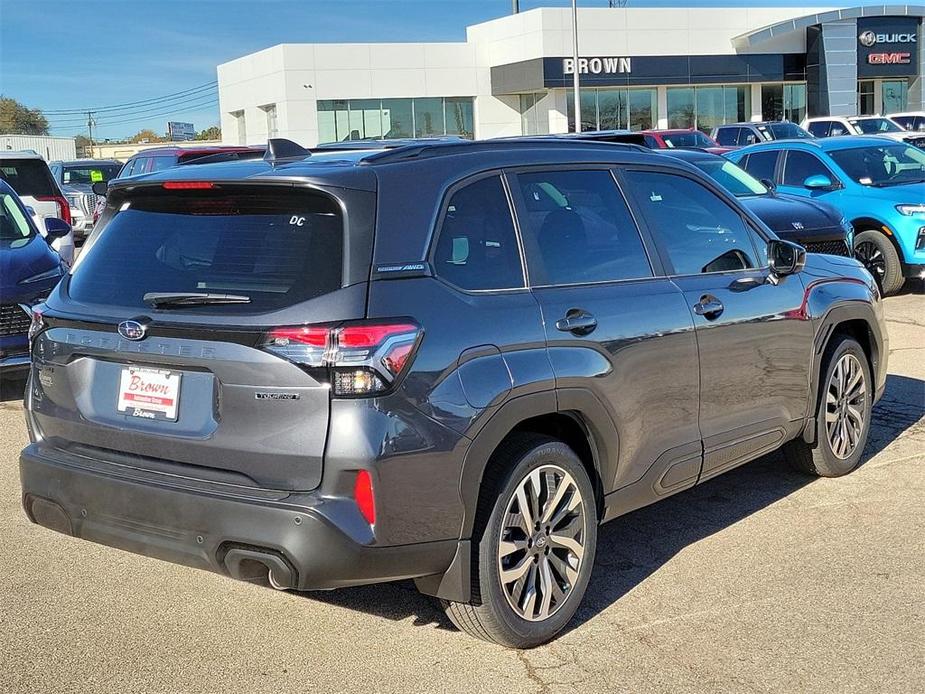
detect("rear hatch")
(31, 181), (374, 491)
(0, 158), (65, 226)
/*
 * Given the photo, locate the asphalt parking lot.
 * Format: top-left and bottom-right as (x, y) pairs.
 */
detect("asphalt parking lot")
(0, 286), (922, 694)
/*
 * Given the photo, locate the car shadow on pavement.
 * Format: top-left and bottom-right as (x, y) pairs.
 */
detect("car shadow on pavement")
(297, 371), (924, 639)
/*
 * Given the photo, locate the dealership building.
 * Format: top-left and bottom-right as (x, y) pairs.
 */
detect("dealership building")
(217, 4), (924, 146)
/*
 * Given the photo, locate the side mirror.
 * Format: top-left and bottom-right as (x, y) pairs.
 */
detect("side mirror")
(760, 178), (776, 192)
(803, 174), (834, 190)
(91, 180), (108, 196)
(44, 217), (71, 239)
(768, 239), (806, 276)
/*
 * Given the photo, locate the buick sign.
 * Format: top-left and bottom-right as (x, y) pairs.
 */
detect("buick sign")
(858, 30), (916, 46)
(118, 320), (147, 341)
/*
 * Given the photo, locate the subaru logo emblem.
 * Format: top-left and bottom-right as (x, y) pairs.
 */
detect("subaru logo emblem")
(118, 320), (147, 341)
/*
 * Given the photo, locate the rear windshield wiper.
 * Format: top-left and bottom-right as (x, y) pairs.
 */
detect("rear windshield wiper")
(143, 292), (251, 308)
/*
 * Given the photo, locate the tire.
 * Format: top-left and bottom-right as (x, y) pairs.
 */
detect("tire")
(442, 434), (597, 648)
(854, 230), (904, 296)
(783, 336), (872, 477)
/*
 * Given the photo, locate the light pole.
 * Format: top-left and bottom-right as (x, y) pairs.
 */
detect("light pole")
(571, 0), (581, 132)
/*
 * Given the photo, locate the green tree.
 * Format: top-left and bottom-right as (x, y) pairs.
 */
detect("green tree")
(129, 129), (163, 144)
(195, 125), (221, 141)
(0, 96), (49, 135)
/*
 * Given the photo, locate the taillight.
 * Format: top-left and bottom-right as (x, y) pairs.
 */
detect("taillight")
(35, 196), (71, 226)
(354, 470), (375, 525)
(28, 307), (45, 344)
(261, 320), (421, 397)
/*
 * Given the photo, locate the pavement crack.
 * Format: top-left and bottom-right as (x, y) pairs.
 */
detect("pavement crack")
(516, 650), (552, 694)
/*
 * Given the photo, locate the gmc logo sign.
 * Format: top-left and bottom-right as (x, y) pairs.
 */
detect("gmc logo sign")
(868, 52), (912, 65)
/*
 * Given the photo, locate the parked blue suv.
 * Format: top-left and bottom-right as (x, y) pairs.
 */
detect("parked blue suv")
(0, 180), (68, 374)
(729, 136), (925, 295)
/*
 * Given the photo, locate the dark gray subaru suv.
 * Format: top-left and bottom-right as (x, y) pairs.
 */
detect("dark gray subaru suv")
(20, 138), (887, 648)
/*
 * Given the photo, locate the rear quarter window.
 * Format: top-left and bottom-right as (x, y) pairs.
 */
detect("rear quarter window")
(0, 159), (57, 197)
(68, 187), (344, 312)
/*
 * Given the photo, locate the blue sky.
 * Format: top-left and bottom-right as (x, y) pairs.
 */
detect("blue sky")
(1, 0), (883, 140)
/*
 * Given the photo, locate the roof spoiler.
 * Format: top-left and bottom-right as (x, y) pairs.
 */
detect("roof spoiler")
(264, 138), (311, 164)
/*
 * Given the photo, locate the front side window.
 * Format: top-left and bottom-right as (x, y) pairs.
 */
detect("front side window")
(714, 127), (740, 147)
(829, 144), (925, 187)
(515, 169), (652, 286)
(432, 175), (523, 291)
(782, 151), (835, 187)
(0, 192), (34, 241)
(740, 150), (779, 183)
(623, 171), (761, 275)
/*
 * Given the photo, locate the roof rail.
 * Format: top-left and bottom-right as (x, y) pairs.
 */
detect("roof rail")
(264, 138), (311, 164)
(359, 137), (651, 165)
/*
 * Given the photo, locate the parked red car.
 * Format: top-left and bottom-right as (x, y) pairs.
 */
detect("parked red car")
(92, 145), (264, 223)
(638, 129), (735, 155)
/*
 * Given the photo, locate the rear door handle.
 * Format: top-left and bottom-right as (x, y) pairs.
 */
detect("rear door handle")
(693, 295), (724, 320)
(556, 310), (598, 336)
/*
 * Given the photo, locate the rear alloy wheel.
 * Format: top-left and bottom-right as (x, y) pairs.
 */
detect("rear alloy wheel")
(497, 465), (586, 622)
(442, 435), (597, 648)
(783, 336), (872, 477)
(854, 230), (904, 296)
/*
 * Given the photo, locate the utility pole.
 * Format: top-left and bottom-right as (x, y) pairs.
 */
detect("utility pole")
(86, 111), (96, 158)
(571, 0), (581, 132)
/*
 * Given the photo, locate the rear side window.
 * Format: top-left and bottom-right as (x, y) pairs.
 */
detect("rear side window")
(0, 159), (56, 197)
(623, 171), (762, 275)
(807, 121), (831, 138)
(740, 128), (762, 146)
(515, 169), (651, 285)
(432, 175), (523, 290)
(69, 188), (343, 312)
(740, 151), (779, 183)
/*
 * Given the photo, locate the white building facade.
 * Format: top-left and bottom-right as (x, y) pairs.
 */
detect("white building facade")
(217, 4), (925, 146)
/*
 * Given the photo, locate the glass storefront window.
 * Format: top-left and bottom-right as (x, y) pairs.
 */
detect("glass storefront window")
(628, 89), (657, 131)
(317, 98), (474, 142)
(762, 83), (806, 123)
(381, 99), (413, 138)
(858, 81), (875, 116)
(565, 88), (657, 132)
(882, 80), (908, 115)
(668, 85), (749, 131)
(598, 89), (627, 131)
(667, 88), (694, 129)
(445, 97), (475, 138)
(413, 98), (445, 138)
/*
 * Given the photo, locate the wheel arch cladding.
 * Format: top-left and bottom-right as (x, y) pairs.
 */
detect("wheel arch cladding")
(803, 302), (881, 444)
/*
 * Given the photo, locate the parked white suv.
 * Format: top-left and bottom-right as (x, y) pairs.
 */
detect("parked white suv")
(888, 112), (925, 133)
(801, 116), (916, 143)
(0, 151), (75, 266)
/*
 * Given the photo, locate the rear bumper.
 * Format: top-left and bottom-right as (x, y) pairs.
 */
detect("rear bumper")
(19, 442), (457, 591)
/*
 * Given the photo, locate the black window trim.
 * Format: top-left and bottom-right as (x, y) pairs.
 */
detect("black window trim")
(504, 163), (662, 289)
(618, 163), (772, 279)
(426, 169), (530, 295)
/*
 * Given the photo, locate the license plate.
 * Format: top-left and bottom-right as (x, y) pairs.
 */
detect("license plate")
(117, 367), (181, 421)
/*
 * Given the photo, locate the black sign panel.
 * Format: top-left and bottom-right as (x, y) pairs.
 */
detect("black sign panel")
(539, 54), (806, 89)
(856, 16), (920, 78)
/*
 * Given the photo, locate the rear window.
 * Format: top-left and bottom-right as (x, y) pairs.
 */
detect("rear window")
(69, 188), (344, 312)
(0, 159), (56, 197)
